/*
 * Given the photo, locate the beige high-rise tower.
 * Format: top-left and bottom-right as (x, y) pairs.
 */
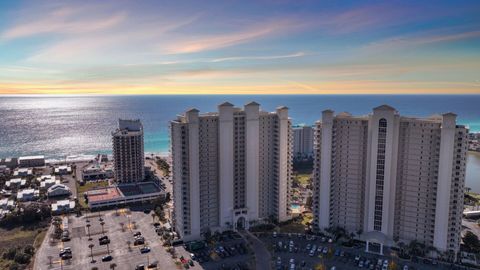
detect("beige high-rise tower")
(112, 119), (145, 183)
(170, 102), (293, 241)
(313, 105), (467, 257)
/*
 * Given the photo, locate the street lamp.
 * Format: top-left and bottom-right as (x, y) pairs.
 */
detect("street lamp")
(89, 243), (95, 263)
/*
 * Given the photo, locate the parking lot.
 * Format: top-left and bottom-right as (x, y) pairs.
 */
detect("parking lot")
(258, 232), (466, 270)
(34, 208), (199, 270)
(185, 231), (253, 270)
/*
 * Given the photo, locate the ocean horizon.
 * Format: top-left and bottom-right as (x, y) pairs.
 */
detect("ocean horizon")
(1, 94), (479, 190)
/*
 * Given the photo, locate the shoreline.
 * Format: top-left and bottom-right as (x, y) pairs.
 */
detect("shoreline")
(43, 151), (170, 164)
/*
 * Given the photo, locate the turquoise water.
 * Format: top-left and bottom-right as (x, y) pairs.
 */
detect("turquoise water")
(0, 94), (479, 191)
(291, 204), (301, 210)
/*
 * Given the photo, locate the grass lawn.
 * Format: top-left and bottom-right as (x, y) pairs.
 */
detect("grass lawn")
(77, 180), (109, 194)
(76, 180), (109, 209)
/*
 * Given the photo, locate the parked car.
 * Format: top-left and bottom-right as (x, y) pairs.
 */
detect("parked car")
(135, 264), (145, 270)
(140, 246), (151, 253)
(61, 253), (72, 259)
(148, 261), (158, 269)
(102, 255), (112, 262)
(99, 238), (110, 245)
(134, 231), (142, 237)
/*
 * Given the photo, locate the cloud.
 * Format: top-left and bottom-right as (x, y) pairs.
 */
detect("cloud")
(1, 6), (126, 40)
(162, 18), (305, 54)
(25, 15), (202, 63)
(365, 29), (480, 52)
(210, 52), (306, 62)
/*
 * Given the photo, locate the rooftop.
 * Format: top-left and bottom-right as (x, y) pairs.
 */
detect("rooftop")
(18, 155), (45, 160)
(117, 182), (161, 197)
(87, 186), (122, 203)
(118, 119), (142, 132)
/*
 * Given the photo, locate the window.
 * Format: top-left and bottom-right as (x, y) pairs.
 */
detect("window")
(374, 118), (387, 231)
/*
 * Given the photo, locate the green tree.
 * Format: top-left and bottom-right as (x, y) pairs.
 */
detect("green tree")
(23, 244), (35, 256)
(463, 231), (480, 253)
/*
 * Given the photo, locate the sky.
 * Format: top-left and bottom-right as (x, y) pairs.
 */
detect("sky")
(0, 0), (479, 95)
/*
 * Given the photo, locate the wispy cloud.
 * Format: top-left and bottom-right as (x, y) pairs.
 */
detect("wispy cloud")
(365, 29), (480, 52)
(210, 52), (306, 62)
(1, 6), (126, 40)
(162, 18), (305, 54)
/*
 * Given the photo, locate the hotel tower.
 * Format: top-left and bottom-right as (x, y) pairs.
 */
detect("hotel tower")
(112, 119), (145, 183)
(170, 102), (293, 241)
(312, 105), (467, 255)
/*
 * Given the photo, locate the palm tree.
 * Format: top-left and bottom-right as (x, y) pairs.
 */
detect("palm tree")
(47, 255), (53, 266)
(100, 221), (105, 234)
(126, 240), (131, 251)
(110, 263), (117, 270)
(151, 213), (156, 223)
(89, 243), (95, 263)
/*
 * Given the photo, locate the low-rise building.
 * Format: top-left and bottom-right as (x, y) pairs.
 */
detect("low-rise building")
(5, 178), (27, 189)
(18, 155), (45, 168)
(82, 164), (114, 181)
(0, 165), (10, 176)
(13, 168), (33, 177)
(54, 165), (72, 175)
(0, 198), (15, 210)
(40, 177), (60, 191)
(0, 158), (18, 169)
(87, 182), (164, 209)
(51, 200), (76, 214)
(47, 184), (71, 197)
(17, 189), (40, 201)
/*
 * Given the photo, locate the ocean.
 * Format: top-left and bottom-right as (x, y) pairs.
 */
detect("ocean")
(0, 95), (479, 189)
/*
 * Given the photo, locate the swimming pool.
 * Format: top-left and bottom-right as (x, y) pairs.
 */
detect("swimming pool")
(290, 203), (301, 210)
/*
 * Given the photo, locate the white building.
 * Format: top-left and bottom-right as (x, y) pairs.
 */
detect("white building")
(54, 165), (72, 175)
(38, 175), (60, 190)
(312, 105), (468, 257)
(0, 198), (15, 210)
(18, 155), (45, 167)
(112, 119), (145, 183)
(51, 200), (76, 214)
(293, 125), (314, 159)
(13, 168), (33, 177)
(17, 189), (40, 201)
(47, 184), (71, 197)
(171, 102), (293, 241)
(5, 178), (26, 189)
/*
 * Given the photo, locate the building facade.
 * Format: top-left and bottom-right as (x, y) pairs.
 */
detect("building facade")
(112, 119), (145, 183)
(171, 102), (293, 241)
(293, 125), (314, 159)
(312, 105), (468, 255)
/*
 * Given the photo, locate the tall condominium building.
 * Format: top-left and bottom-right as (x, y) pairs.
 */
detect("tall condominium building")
(312, 105), (468, 255)
(170, 102), (292, 241)
(293, 125), (314, 159)
(112, 119), (145, 183)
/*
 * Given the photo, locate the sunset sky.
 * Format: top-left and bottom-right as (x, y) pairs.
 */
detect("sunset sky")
(0, 0), (479, 95)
